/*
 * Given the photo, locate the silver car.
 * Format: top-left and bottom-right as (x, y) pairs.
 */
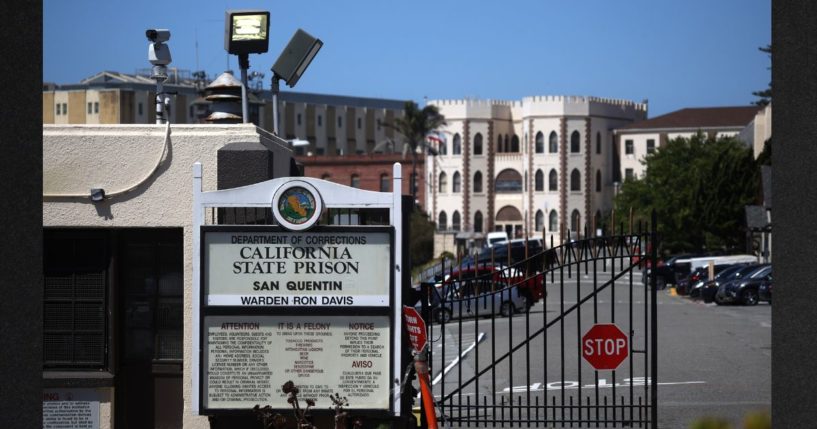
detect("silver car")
(417, 277), (529, 323)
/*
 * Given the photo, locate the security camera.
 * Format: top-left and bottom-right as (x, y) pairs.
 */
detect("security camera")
(146, 29), (171, 43)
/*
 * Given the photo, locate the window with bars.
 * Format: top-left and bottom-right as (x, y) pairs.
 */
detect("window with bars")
(44, 232), (109, 370)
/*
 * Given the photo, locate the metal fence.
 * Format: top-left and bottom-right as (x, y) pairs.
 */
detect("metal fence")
(419, 219), (658, 428)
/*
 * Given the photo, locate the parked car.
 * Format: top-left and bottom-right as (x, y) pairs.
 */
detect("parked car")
(699, 263), (751, 303)
(416, 275), (529, 323)
(431, 264), (545, 303)
(649, 253), (701, 288)
(485, 231), (509, 248)
(688, 264), (738, 298)
(758, 281), (772, 303)
(464, 238), (548, 270)
(715, 264), (772, 305)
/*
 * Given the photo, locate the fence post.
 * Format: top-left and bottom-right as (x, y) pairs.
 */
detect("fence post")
(650, 209), (658, 428)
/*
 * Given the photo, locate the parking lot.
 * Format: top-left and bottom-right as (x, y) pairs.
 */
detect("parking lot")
(424, 269), (770, 428)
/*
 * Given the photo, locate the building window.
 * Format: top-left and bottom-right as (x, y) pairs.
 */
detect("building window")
(138, 103), (143, 116)
(474, 133), (483, 155)
(438, 211), (447, 231)
(646, 139), (656, 154)
(473, 171), (483, 193)
(549, 210), (559, 232)
(570, 131), (581, 153)
(596, 132), (602, 154)
(62, 103), (68, 114)
(438, 136), (447, 155)
(44, 231), (109, 369)
(504, 134), (510, 152)
(297, 113), (302, 126)
(496, 134), (504, 153)
(318, 115), (322, 127)
(549, 131), (558, 153)
(535, 210), (544, 231)
(357, 118), (362, 129)
(452, 211), (461, 232)
(474, 211), (483, 233)
(452, 172), (461, 193)
(535, 132), (544, 153)
(625, 168), (634, 181)
(571, 210), (581, 232)
(535, 169), (544, 191)
(94, 102), (99, 114)
(495, 169), (523, 193)
(511, 135), (520, 153)
(570, 169), (581, 192)
(524, 171), (528, 192)
(596, 170), (602, 193)
(438, 172), (447, 193)
(87, 102), (92, 114)
(56, 104), (61, 115)
(625, 139), (634, 155)
(338, 116), (342, 128)
(452, 134), (461, 155)
(350, 174), (360, 188)
(379, 174), (389, 192)
(549, 169), (558, 191)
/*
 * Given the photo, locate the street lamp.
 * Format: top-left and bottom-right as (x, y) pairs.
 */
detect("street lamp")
(270, 29), (323, 135)
(224, 10), (270, 123)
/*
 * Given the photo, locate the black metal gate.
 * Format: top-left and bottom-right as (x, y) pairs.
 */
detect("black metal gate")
(420, 219), (658, 427)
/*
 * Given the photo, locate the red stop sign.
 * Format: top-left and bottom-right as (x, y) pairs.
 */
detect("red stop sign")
(403, 306), (427, 353)
(582, 324), (629, 370)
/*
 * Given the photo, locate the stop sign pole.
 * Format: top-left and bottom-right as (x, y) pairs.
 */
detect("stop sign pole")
(582, 323), (629, 371)
(402, 306), (438, 429)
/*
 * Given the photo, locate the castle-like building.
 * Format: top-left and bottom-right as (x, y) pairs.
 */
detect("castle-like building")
(425, 96), (648, 253)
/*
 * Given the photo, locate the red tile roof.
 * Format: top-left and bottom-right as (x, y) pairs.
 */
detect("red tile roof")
(618, 106), (763, 131)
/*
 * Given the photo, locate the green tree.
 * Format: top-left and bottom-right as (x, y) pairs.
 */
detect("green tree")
(614, 133), (759, 253)
(380, 101), (447, 200)
(752, 44), (772, 106)
(409, 209), (436, 266)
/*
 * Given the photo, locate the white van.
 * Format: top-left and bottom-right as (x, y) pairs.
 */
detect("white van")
(675, 254), (758, 271)
(485, 231), (509, 248)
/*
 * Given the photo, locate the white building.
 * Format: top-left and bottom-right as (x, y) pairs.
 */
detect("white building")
(426, 96), (647, 255)
(614, 105), (768, 181)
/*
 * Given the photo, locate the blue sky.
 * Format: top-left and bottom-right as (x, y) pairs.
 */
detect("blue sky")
(44, 0), (770, 116)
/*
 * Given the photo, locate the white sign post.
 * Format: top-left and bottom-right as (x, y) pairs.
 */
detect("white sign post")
(192, 163), (403, 417)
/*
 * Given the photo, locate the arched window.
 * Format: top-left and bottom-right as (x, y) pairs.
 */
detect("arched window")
(474, 211), (483, 233)
(596, 132), (602, 154)
(595, 170), (602, 193)
(473, 171), (483, 193)
(524, 171), (528, 192)
(511, 135), (520, 153)
(535, 210), (544, 231)
(496, 134), (504, 153)
(571, 209), (581, 232)
(438, 136), (447, 155)
(570, 169), (581, 191)
(495, 169), (523, 193)
(452, 171), (461, 193)
(595, 210), (602, 230)
(438, 172), (447, 193)
(474, 133), (483, 155)
(452, 133), (462, 155)
(351, 174), (360, 188)
(549, 169), (558, 191)
(549, 210), (559, 232)
(535, 131), (544, 153)
(570, 130), (581, 153)
(504, 134), (510, 152)
(438, 211), (447, 231)
(549, 131), (558, 153)
(380, 173), (390, 192)
(452, 211), (461, 231)
(535, 169), (544, 191)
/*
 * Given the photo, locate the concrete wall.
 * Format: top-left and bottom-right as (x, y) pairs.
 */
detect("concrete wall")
(43, 124), (291, 429)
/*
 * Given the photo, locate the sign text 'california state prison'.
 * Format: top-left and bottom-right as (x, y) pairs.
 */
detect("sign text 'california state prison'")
(204, 230), (391, 306)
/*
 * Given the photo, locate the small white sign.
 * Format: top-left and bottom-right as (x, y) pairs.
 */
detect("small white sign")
(43, 389), (100, 429)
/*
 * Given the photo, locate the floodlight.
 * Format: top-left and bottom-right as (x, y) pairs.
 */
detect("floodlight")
(90, 188), (106, 202)
(271, 29), (323, 88)
(224, 10), (270, 55)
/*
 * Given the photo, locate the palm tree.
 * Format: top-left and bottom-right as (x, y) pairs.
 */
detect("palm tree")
(380, 101), (447, 201)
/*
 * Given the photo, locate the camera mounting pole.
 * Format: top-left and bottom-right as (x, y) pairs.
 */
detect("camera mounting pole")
(146, 29), (173, 124)
(238, 53), (250, 124)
